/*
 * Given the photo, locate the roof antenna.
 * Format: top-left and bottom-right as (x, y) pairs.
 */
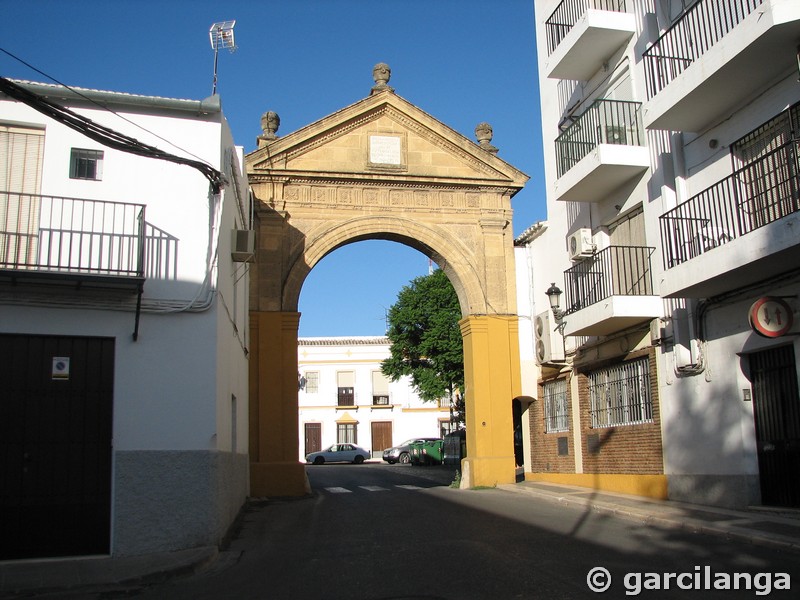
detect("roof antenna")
(209, 20), (236, 95)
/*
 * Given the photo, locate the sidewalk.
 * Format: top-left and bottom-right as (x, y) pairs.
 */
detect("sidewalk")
(499, 480), (800, 553)
(2, 480), (800, 597)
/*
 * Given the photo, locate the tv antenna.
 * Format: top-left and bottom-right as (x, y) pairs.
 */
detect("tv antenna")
(209, 20), (236, 95)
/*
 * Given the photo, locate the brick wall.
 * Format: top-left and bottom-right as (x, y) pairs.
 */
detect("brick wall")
(528, 375), (575, 473)
(528, 348), (664, 476)
(578, 348), (663, 474)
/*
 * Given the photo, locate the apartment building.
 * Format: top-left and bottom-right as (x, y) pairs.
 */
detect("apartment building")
(0, 79), (251, 558)
(298, 337), (455, 461)
(520, 0), (800, 508)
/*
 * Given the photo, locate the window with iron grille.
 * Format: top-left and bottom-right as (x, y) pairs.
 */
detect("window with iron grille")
(337, 423), (357, 444)
(303, 371), (319, 393)
(69, 148), (103, 180)
(543, 378), (569, 433)
(588, 357), (653, 428)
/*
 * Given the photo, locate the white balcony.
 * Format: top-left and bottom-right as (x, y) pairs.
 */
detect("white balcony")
(659, 213), (800, 298)
(564, 294), (662, 336)
(555, 144), (649, 203)
(658, 139), (800, 297)
(642, 0), (800, 132)
(546, 8), (636, 81)
(562, 246), (661, 336)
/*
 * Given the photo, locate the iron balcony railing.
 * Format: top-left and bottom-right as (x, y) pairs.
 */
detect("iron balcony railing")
(643, 0), (764, 98)
(659, 141), (800, 269)
(0, 191), (146, 279)
(556, 99), (644, 178)
(545, 0), (629, 56)
(564, 245), (656, 313)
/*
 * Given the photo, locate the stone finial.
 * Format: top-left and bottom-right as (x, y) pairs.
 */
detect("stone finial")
(475, 122), (498, 154)
(257, 111), (280, 147)
(370, 62), (394, 95)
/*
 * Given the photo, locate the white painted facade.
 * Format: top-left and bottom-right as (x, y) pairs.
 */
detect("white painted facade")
(523, 0), (800, 508)
(297, 337), (453, 460)
(0, 81), (250, 556)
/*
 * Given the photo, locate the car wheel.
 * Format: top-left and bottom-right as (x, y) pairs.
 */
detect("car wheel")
(313, 456), (325, 465)
(399, 452), (410, 464)
(353, 455), (365, 464)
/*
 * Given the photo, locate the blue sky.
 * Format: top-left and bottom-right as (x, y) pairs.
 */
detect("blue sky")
(0, 0), (545, 337)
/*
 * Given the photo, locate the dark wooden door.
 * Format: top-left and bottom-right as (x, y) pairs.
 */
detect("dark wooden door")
(0, 334), (114, 559)
(750, 345), (800, 507)
(371, 421), (392, 457)
(304, 423), (321, 456)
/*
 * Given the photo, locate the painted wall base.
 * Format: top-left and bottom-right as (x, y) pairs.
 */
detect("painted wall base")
(525, 472), (668, 500)
(114, 450), (248, 557)
(461, 456), (517, 488)
(250, 461), (311, 498)
(667, 474), (761, 509)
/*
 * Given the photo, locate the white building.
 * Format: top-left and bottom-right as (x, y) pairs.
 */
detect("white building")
(298, 337), (455, 460)
(521, 0), (800, 508)
(0, 79), (251, 559)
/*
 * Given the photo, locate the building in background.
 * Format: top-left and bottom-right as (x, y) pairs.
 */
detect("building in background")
(521, 0), (800, 508)
(298, 337), (454, 460)
(0, 79), (251, 559)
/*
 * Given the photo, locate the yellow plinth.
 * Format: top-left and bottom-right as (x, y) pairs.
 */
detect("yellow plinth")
(459, 315), (521, 488)
(249, 311), (310, 497)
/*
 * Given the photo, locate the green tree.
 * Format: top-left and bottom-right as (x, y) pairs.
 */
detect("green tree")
(381, 269), (464, 412)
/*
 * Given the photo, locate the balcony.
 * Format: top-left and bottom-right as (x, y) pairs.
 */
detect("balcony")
(0, 191), (146, 291)
(659, 142), (800, 298)
(544, 0), (636, 81)
(562, 246), (661, 336)
(642, 0), (800, 132)
(554, 99), (649, 203)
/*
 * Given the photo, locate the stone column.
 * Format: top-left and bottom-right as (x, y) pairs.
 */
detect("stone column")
(249, 311), (310, 497)
(459, 315), (521, 488)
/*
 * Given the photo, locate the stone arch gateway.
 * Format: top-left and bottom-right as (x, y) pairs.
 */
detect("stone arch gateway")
(245, 81), (529, 496)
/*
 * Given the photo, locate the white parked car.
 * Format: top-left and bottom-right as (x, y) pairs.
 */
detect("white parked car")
(306, 443), (371, 465)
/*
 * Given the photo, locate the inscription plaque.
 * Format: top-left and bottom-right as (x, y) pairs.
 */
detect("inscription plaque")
(369, 135), (402, 165)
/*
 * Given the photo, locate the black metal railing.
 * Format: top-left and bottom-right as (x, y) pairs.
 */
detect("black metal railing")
(643, 0), (764, 98)
(0, 191), (146, 278)
(556, 99), (644, 177)
(659, 142), (800, 269)
(564, 245), (655, 313)
(545, 0), (629, 56)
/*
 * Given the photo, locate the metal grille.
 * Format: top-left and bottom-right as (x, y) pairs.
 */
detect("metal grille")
(643, 0), (764, 98)
(588, 357), (653, 428)
(545, 0), (629, 56)
(544, 378), (570, 433)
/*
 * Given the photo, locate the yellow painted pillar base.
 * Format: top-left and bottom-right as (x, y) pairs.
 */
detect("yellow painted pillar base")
(250, 461), (310, 498)
(459, 315), (521, 488)
(249, 311), (310, 498)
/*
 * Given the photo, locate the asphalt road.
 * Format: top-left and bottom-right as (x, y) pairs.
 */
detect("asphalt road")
(42, 463), (800, 599)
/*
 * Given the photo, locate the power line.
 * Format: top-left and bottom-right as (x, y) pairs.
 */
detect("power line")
(0, 76), (225, 192)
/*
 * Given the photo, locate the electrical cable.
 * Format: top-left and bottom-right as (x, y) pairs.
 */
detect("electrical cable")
(0, 76), (225, 192)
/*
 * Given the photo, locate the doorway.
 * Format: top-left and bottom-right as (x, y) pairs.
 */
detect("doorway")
(749, 344), (800, 507)
(0, 334), (114, 559)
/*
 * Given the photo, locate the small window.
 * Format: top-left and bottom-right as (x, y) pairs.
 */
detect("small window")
(373, 395), (389, 406)
(543, 379), (569, 433)
(303, 371), (319, 394)
(70, 148), (103, 180)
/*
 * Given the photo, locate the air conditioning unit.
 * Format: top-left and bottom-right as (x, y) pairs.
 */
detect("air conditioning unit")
(604, 125), (627, 145)
(231, 229), (255, 262)
(534, 311), (565, 365)
(568, 228), (596, 261)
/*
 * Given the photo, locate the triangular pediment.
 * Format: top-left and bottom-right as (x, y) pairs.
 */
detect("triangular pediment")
(246, 91), (528, 190)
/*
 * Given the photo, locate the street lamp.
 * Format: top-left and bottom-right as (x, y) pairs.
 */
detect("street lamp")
(545, 282), (566, 328)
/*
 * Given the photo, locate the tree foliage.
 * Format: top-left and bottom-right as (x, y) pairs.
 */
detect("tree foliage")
(381, 269), (464, 404)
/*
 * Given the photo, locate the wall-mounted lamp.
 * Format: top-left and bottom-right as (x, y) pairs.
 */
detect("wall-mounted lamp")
(545, 282), (566, 332)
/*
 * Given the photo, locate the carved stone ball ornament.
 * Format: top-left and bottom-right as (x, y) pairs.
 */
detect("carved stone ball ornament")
(371, 62), (394, 94)
(257, 111), (280, 147)
(475, 122), (498, 154)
